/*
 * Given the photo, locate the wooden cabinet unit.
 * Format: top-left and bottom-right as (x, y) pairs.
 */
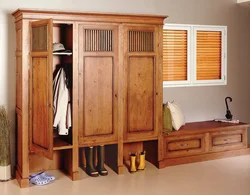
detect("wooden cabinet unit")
(12, 9), (166, 188)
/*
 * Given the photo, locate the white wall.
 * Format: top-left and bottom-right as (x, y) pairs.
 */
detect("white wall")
(1, 0), (250, 173)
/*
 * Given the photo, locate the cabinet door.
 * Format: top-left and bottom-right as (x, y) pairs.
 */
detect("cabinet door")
(124, 25), (161, 141)
(29, 19), (53, 159)
(78, 24), (119, 146)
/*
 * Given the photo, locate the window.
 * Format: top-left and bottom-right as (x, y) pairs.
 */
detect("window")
(163, 24), (227, 87)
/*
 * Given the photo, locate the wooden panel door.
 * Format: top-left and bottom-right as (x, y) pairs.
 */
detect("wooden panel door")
(124, 25), (161, 141)
(29, 19), (53, 159)
(78, 24), (119, 146)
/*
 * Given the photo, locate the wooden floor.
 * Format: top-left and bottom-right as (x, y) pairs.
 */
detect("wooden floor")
(1, 155), (250, 195)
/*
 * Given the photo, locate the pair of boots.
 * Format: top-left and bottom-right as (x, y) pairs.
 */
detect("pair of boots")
(130, 151), (146, 173)
(85, 145), (108, 177)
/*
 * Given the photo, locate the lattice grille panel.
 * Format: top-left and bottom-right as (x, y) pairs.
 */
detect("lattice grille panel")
(128, 30), (154, 52)
(85, 29), (113, 52)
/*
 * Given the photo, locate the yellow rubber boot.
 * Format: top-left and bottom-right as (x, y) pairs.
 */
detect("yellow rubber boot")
(130, 153), (137, 173)
(138, 151), (146, 171)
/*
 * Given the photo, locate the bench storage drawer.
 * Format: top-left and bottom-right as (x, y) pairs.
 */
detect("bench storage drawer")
(210, 130), (247, 152)
(164, 134), (206, 158)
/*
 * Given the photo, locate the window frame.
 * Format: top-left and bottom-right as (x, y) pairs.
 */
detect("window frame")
(163, 24), (227, 88)
(163, 24), (192, 87)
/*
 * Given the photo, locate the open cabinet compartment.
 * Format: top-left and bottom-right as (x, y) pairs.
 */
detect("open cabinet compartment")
(29, 20), (74, 159)
(29, 149), (73, 177)
(52, 23), (73, 150)
(78, 144), (119, 175)
(123, 140), (159, 171)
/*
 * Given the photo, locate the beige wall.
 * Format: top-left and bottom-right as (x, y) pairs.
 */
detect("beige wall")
(0, 0), (250, 171)
(163, 1), (250, 123)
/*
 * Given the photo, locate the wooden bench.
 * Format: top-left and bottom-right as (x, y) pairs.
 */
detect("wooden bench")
(158, 121), (250, 168)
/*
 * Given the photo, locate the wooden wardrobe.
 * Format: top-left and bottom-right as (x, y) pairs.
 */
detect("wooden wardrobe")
(12, 9), (166, 188)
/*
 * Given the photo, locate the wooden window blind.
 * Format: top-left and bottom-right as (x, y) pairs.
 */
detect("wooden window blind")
(196, 31), (222, 80)
(163, 29), (187, 81)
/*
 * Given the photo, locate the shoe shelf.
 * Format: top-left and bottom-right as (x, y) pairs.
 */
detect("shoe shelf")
(53, 137), (73, 150)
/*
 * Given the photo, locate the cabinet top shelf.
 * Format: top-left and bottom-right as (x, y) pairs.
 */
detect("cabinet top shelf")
(53, 52), (72, 56)
(12, 8), (167, 25)
(12, 8), (168, 18)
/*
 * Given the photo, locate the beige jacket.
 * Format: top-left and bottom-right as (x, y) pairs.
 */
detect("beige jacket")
(53, 68), (71, 135)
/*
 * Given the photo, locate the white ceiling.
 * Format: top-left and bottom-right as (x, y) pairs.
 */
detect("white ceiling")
(237, 0), (250, 3)
(237, 0), (250, 7)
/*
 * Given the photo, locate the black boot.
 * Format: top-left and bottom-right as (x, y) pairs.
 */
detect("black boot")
(85, 147), (99, 177)
(96, 145), (108, 176)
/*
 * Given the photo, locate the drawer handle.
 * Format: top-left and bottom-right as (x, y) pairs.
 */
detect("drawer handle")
(224, 138), (231, 141)
(181, 143), (188, 147)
